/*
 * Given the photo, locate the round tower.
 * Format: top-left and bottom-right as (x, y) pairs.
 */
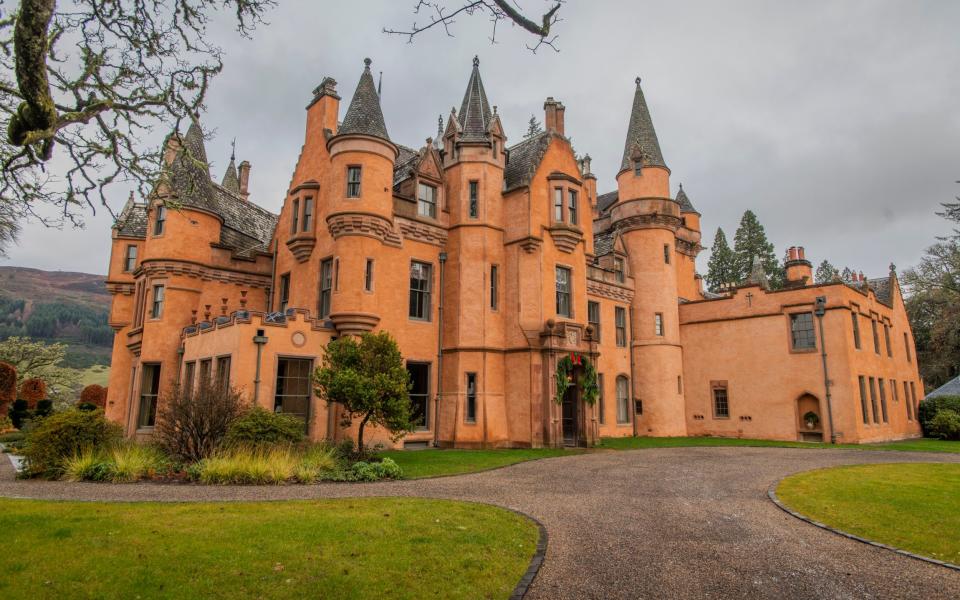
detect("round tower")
(325, 58), (398, 335)
(610, 77), (687, 436)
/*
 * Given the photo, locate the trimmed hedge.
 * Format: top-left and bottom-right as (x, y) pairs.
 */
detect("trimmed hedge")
(223, 407), (306, 448)
(928, 410), (960, 440)
(918, 395), (960, 437)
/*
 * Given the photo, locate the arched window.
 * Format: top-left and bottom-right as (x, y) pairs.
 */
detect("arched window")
(616, 375), (630, 424)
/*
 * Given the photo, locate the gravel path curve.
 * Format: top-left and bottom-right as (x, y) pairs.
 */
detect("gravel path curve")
(2, 447), (958, 599)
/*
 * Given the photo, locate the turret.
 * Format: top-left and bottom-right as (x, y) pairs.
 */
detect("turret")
(615, 77), (671, 200)
(784, 246), (813, 287)
(442, 56), (505, 170)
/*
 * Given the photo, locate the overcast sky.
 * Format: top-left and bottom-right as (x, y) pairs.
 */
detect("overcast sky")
(6, 0), (959, 278)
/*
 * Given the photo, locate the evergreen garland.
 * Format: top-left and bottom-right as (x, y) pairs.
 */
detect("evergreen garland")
(554, 353), (599, 406)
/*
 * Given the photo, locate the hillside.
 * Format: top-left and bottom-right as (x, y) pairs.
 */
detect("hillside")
(0, 266), (112, 368)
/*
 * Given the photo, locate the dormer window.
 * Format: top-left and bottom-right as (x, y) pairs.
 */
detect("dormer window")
(634, 161), (642, 176)
(153, 205), (166, 236)
(418, 182), (437, 218)
(614, 257), (625, 283)
(346, 166), (362, 197)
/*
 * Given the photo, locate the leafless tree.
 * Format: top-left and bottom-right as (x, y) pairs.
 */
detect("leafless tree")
(155, 379), (245, 462)
(0, 0), (275, 253)
(384, 0), (564, 53)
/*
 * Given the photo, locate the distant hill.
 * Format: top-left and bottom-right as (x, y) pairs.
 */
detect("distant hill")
(0, 266), (112, 368)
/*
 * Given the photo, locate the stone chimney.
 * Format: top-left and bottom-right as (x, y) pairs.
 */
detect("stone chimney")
(544, 97), (565, 136)
(238, 160), (251, 200)
(306, 76), (340, 142)
(784, 246), (813, 287)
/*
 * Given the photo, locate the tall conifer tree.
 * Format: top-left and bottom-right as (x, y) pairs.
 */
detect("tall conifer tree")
(705, 227), (736, 292)
(815, 260), (838, 284)
(732, 210), (779, 285)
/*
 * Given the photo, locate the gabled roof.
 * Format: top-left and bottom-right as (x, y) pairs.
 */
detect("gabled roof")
(212, 183), (277, 256)
(114, 198), (148, 238)
(865, 276), (893, 306)
(620, 77), (667, 173)
(457, 56), (493, 142)
(337, 58), (390, 141)
(676, 184), (698, 214)
(926, 375), (960, 399)
(504, 131), (554, 192)
(594, 229), (615, 256)
(597, 190), (619, 213)
(392, 144), (420, 187)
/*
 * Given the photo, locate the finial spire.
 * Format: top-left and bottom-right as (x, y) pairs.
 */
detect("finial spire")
(230, 138), (236, 161)
(377, 71), (382, 98)
(458, 55), (493, 140)
(363, 57), (372, 69)
(620, 77), (666, 173)
(473, 55), (479, 67)
(635, 76), (641, 86)
(338, 57), (390, 141)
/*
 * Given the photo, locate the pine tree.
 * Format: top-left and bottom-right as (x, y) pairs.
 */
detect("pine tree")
(524, 115), (543, 138)
(705, 227), (737, 292)
(815, 260), (838, 284)
(840, 267), (854, 282)
(732, 210), (779, 285)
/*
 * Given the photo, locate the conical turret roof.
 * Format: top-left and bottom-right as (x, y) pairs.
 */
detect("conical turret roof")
(457, 56), (493, 141)
(676, 183), (697, 214)
(221, 152), (240, 193)
(338, 58), (390, 141)
(169, 120), (217, 213)
(620, 77), (667, 172)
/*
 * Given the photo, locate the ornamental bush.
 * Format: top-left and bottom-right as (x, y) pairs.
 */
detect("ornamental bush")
(21, 409), (122, 479)
(0, 361), (16, 412)
(917, 395), (960, 437)
(8, 399), (29, 429)
(79, 384), (108, 409)
(928, 410), (960, 441)
(19, 378), (47, 408)
(154, 379), (245, 463)
(223, 406), (306, 448)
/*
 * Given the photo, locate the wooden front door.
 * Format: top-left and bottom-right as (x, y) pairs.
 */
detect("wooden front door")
(561, 381), (579, 447)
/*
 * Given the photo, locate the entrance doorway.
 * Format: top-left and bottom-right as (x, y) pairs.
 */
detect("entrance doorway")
(561, 374), (580, 447)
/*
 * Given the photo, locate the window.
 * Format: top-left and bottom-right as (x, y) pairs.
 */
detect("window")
(469, 181), (479, 218)
(364, 258), (374, 292)
(859, 376), (869, 424)
(904, 332), (911, 362)
(871, 319), (880, 354)
(150, 284), (165, 319)
(868, 376), (879, 424)
(883, 323), (892, 357)
(654, 313), (663, 337)
(616, 376), (630, 424)
(909, 381), (918, 421)
(553, 188), (564, 221)
(634, 161), (642, 176)
(319, 259), (333, 319)
(291, 199), (299, 233)
(302, 197), (313, 231)
(878, 377), (888, 423)
(900, 380), (913, 421)
(138, 364), (161, 428)
(568, 189), (578, 225)
(407, 362), (430, 429)
(663, 244), (671, 265)
(712, 383), (729, 419)
(124, 245), (138, 272)
(903, 381), (911, 419)
(851, 310), (861, 349)
(183, 361), (196, 392)
(616, 307), (627, 347)
(465, 372), (477, 424)
(490, 265), (499, 310)
(790, 313), (816, 350)
(614, 257), (625, 283)
(274, 358), (312, 430)
(417, 182), (437, 218)
(278, 273), (290, 312)
(153, 205), (166, 236)
(588, 301), (600, 342)
(409, 261), (432, 320)
(346, 166), (362, 197)
(597, 373), (605, 425)
(216, 356), (231, 389)
(555, 266), (572, 318)
(199, 358), (212, 383)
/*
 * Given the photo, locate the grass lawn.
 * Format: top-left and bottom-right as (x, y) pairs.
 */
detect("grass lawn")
(379, 448), (581, 479)
(776, 463), (960, 565)
(74, 363), (110, 387)
(598, 436), (960, 454)
(0, 497), (537, 600)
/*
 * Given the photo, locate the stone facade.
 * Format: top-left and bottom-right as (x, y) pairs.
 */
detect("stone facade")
(104, 58), (924, 447)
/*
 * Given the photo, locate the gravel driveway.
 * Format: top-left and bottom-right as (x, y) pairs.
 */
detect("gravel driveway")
(2, 447), (958, 599)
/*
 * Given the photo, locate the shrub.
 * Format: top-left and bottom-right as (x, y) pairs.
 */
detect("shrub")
(0, 414), (13, 433)
(154, 380), (245, 463)
(223, 407), (305, 448)
(19, 378), (47, 408)
(918, 395), (960, 437)
(76, 402), (98, 412)
(0, 431), (25, 444)
(350, 457), (402, 481)
(0, 361), (16, 411)
(34, 400), (53, 418)
(108, 444), (170, 483)
(928, 409), (960, 441)
(79, 384), (108, 409)
(193, 446), (298, 485)
(8, 399), (29, 429)
(20, 409), (122, 478)
(63, 449), (111, 482)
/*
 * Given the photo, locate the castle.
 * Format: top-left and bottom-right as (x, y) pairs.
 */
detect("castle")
(104, 57), (923, 447)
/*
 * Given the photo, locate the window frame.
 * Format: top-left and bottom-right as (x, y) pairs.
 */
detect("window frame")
(851, 308), (861, 350)
(789, 312), (817, 351)
(278, 273), (291, 313)
(150, 284), (165, 319)
(904, 332), (911, 362)
(597, 373), (605, 425)
(614, 257), (625, 283)
(137, 363), (161, 429)
(291, 198), (300, 233)
(615, 375), (630, 424)
(588, 301), (601, 343)
(490, 264), (499, 311)
(417, 182), (438, 219)
(654, 312), (664, 337)
(871, 318), (880, 354)
(407, 361), (431, 430)
(568, 188), (578, 225)
(465, 372), (477, 424)
(302, 197), (314, 232)
(711, 381), (730, 419)
(868, 376), (880, 424)
(124, 244), (138, 272)
(553, 187), (564, 222)
(183, 361), (196, 393)
(364, 258), (374, 292)
(883, 322), (892, 358)
(273, 356), (314, 432)
(319, 258), (333, 319)
(859, 375), (870, 424)
(153, 205), (166, 236)
(615, 306), (627, 347)
(409, 260), (433, 321)
(555, 265), (572, 318)
(346, 165), (362, 198)
(633, 161), (642, 176)
(878, 376), (888, 423)
(663, 243), (671, 265)
(468, 180), (479, 218)
(215, 355), (232, 389)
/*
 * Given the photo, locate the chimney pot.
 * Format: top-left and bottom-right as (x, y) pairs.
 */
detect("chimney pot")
(788, 247), (798, 261)
(798, 246), (805, 260)
(238, 160), (251, 200)
(543, 97), (565, 136)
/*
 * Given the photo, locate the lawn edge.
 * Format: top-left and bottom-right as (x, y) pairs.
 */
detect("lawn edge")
(505, 506), (548, 600)
(396, 449), (588, 480)
(766, 471), (960, 572)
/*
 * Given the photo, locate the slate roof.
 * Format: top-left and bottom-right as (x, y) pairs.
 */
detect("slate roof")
(457, 56), (493, 142)
(212, 183), (277, 256)
(392, 144), (420, 187)
(115, 200), (148, 238)
(676, 184), (698, 214)
(593, 229), (615, 256)
(221, 155), (240, 193)
(597, 191), (619, 214)
(169, 121), (219, 215)
(866, 276), (893, 306)
(926, 375), (960, 399)
(337, 58), (390, 141)
(504, 131), (553, 192)
(620, 78), (667, 172)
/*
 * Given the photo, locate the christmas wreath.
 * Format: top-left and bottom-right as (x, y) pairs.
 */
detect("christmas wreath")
(554, 353), (599, 406)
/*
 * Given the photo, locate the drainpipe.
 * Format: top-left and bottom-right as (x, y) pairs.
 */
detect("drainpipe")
(176, 345), (185, 381)
(629, 305), (638, 437)
(267, 238), (278, 312)
(253, 330), (268, 406)
(814, 296), (836, 443)
(434, 251), (447, 447)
